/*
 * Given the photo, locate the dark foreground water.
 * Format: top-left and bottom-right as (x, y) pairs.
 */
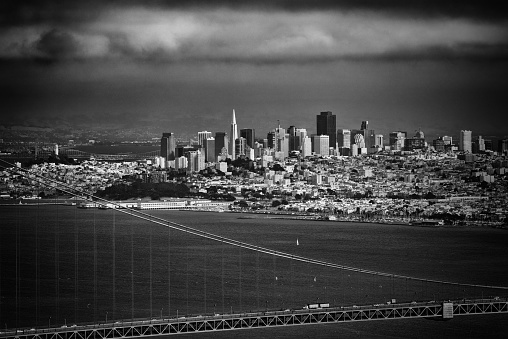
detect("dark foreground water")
(1, 205), (507, 338)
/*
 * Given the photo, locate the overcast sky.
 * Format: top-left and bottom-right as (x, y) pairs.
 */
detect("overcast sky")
(1, 1), (507, 139)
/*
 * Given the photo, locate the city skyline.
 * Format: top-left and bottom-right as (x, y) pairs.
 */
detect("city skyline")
(1, 1), (507, 139)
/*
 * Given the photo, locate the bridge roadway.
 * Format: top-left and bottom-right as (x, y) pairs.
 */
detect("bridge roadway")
(2, 298), (507, 339)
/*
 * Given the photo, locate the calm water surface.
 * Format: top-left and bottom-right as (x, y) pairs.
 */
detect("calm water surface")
(1, 206), (507, 338)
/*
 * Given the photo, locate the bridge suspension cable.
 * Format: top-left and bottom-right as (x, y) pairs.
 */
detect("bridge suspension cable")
(2, 158), (508, 292)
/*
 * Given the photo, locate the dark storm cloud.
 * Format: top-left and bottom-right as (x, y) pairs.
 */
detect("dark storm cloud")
(1, 0), (507, 136)
(35, 29), (80, 60)
(2, 5), (507, 64)
(2, 0), (508, 25)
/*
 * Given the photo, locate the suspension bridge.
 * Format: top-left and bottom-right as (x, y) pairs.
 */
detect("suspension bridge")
(1, 160), (507, 338)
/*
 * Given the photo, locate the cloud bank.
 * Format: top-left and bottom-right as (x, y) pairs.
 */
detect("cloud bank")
(1, 3), (507, 63)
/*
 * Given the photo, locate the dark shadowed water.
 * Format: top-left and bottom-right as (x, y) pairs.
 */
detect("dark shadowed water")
(1, 205), (507, 338)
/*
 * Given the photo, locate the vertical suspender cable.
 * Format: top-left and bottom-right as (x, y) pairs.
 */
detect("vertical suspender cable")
(36, 199), (39, 326)
(55, 193), (60, 325)
(185, 233), (189, 316)
(273, 254), (276, 305)
(74, 203), (78, 323)
(290, 256), (293, 309)
(93, 204), (97, 324)
(204, 246), (207, 315)
(112, 209), (116, 320)
(221, 239), (224, 314)
(150, 223), (153, 318)
(131, 215), (134, 320)
(256, 252), (259, 311)
(16, 200), (20, 329)
(239, 245), (242, 312)
(168, 227), (171, 317)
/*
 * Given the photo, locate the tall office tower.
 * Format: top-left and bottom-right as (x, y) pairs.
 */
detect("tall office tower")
(205, 137), (215, 162)
(484, 139), (493, 151)
(197, 131), (212, 148)
(316, 111), (336, 148)
(375, 134), (384, 147)
(498, 139), (508, 154)
(287, 126), (299, 152)
(214, 132), (228, 159)
(161, 132), (176, 161)
(274, 124), (289, 158)
(301, 136), (312, 157)
(235, 137), (247, 157)
(240, 128), (255, 148)
(267, 132), (275, 149)
(361, 120), (368, 130)
(459, 130), (472, 153)
(295, 128), (307, 140)
(313, 135), (330, 156)
(186, 150), (205, 173)
(477, 136), (485, 152)
(337, 129), (351, 148)
(294, 128), (307, 151)
(229, 109), (238, 159)
(433, 138), (445, 152)
(442, 136), (453, 145)
(389, 131), (407, 151)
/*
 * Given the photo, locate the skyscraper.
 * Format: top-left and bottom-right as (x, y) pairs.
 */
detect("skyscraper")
(337, 129), (351, 148)
(235, 137), (247, 157)
(214, 132), (228, 159)
(205, 137), (215, 162)
(197, 131), (212, 148)
(240, 128), (255, 148)
(389, 131), (407, 151)
(313, 135), (330, 156)
(161, 132), (176, 161)
(316, 111), (336, 148)
(459, 130), (472, 153)
(229, 109), (238, 159)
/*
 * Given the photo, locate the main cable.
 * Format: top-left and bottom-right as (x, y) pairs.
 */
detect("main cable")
(2, 159), (508, 291)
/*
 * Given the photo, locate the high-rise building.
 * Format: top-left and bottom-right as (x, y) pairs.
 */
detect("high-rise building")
(287, 126), (300, 152)
(313, 135), (330, 156)
(161, 132), (176, 161)
(316, 111), (336, 148)
(267, 132), (275, 149)
(240, 128), (255, 149)
(442, 136), (453, 145)
(374, 134), (384, 147)
(274, 124), (289, 158)
(214, 132), (228, 159)
(404, 130), (426, 151)
(229, 109), (238, 159)
(361, 120), (368, 130)
(389, 131), (407, 151)
(301, 136), (312, 157)
(498, 139), (508, 154)
(197, 131), (212, 148)
(433, 138), (445, 152)
(337, 129), (351, 148)
(475, 136), (485, 153)
(186, 150), (205, 173)
(205, 137), (215, 162)
(459, 130), (472, 153)
(235, 137), (247, 157)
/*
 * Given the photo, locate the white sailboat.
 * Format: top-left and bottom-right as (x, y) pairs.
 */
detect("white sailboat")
(297, 238), (299, 246)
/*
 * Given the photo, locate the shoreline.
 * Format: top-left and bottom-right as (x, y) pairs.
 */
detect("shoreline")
(2, 199), (506, 229)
